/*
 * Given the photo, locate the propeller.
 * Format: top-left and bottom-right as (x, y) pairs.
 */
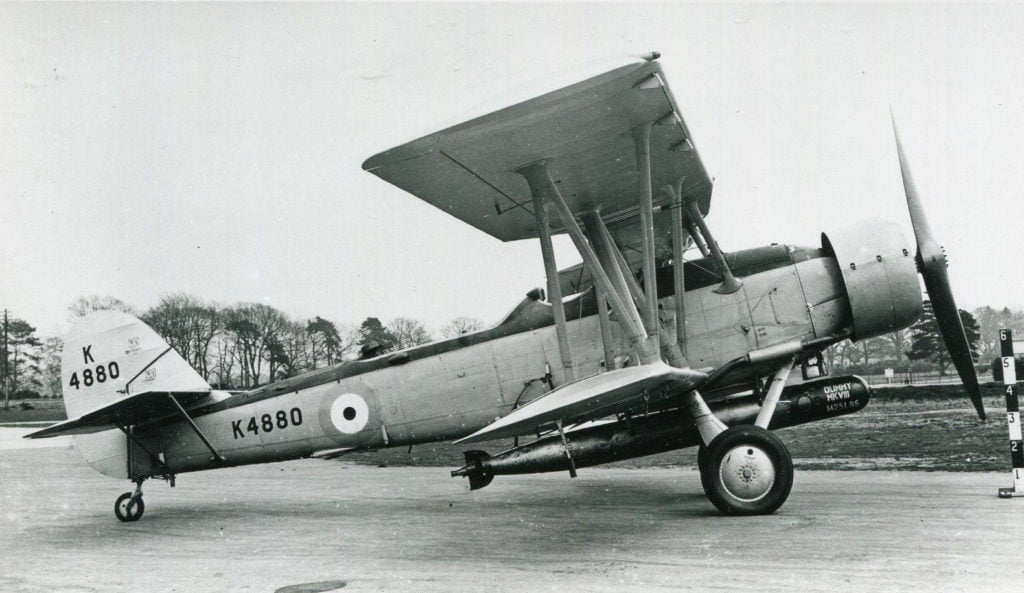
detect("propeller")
(892, 115), (985, 420)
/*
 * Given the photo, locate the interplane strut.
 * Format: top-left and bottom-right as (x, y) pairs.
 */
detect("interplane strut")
(632, 122), (660, 340)
(517, 160), (658, 366)
(667, 182), (688, 360)
(513, 108), (730, 454)
(524, 169), (576, 382)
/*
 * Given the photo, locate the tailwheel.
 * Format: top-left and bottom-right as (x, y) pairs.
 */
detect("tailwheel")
(114, 490), (145, 522)
(699, 425), (793, 515)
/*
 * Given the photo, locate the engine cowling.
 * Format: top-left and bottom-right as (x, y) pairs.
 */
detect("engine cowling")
(821, 219), (922, 341)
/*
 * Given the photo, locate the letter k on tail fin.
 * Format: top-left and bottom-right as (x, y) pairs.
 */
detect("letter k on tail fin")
(57, 311), (210, 420)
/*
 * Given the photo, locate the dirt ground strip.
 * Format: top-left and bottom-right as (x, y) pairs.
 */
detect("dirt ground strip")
(2, 447), (1023, 593)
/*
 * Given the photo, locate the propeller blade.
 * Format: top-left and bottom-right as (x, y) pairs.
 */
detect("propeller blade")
(892, 117), (985, 420)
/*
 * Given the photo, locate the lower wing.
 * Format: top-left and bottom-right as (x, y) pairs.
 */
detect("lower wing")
(456, 362), (705, 443)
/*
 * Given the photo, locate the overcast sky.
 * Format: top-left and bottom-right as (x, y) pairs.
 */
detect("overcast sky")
(3, 2), (1024, 338)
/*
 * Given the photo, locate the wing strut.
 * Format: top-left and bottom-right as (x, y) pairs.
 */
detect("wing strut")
(594, 282), (617, 370)
(581, 211), (648, 343)
(668, 181), (689, 359)
(516, 161), (659, 365)
(684, 200), (742, 294)
(584, 211), (686, 368)
(686, 219), (712, 257)
(516, 116), (695, 371)
(592, 215), (646, 316)
(528, 175), (576, 382)
(165, 393), (228, 465)
(633, 122), (660, 340)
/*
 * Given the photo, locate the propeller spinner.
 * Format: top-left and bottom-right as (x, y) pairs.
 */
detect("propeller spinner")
(892, 117), (985, 420)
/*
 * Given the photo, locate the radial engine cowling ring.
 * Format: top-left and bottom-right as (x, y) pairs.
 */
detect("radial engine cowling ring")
(821, 219), (922, 341)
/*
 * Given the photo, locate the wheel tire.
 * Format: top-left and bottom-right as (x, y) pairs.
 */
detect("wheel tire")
(700, 425), (793, 515)
(697, 445), (711, 497)
(114, 492), (133, 522)
(114, 492), (145, 522)
(127, 497), (145, 522)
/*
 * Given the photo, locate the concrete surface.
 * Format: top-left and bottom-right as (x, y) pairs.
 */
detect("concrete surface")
(2, 442), (1023, 593)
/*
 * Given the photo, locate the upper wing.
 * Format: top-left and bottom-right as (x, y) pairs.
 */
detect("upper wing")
(455, 362), (705, 443)
(362, 58), (711, 242)
(24, 390), (211, 438)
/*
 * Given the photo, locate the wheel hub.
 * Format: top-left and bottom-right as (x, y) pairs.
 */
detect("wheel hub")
(719, 445), (776, 502)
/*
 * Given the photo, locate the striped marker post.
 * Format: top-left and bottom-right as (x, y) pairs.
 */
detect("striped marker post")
(998, 329), (1024, 498)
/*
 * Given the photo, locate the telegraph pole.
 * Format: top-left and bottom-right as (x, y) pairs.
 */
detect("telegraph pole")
(3, 309), (9, 411)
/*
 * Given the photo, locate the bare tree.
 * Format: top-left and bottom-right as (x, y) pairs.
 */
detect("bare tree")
(972, 305), (1002, 362)
(142, 293), (220, 380)
(335, 322), (361, 361)
(826, 339), (854, 370)
(440, 316), (485, 338)
(389, 317), (433, 350)
(880, 329), (911, 365)
(972, 305), (1024, 362)
(67, 295), (136, 321)
(223, 303), (291, 387)
(277, 320), (314, 379)
(209, 333), (238, 389)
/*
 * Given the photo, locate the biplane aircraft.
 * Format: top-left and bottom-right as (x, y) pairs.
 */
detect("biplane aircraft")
(27, 54), (984, 522)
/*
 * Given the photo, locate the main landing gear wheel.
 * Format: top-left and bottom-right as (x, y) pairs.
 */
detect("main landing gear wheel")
(699, 425), (793, 515)
(114, 492), (145, 522)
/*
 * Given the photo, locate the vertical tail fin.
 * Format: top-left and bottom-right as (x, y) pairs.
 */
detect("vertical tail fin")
(61, 311), (209, 478)
(62, 311), (209, 418)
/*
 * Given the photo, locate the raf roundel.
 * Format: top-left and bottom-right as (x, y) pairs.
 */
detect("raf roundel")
(329, 393), (369, 434)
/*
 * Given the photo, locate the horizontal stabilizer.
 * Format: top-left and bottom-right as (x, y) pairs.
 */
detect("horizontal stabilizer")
(24, 390), (210, 439)
(456, 362), (705, 443)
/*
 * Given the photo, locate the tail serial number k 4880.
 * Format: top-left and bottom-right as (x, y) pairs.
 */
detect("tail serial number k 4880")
(28, 54), (983, 522)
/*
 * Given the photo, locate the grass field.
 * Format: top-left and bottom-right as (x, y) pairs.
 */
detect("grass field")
(1, 384), (1013, 472)
(0, 399), (66, 426)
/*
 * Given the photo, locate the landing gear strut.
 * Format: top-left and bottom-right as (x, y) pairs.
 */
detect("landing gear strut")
(115, 479), (145, 522)
(698, 425), (793, 515)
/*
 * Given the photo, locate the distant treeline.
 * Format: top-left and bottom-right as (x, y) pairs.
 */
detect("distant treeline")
(2, 295), (1020, 400)
(826, 302), (1013, 376)
(1, 294), (484, 399)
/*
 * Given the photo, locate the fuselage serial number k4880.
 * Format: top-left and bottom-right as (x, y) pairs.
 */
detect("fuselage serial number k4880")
(231, 408), (303, 439)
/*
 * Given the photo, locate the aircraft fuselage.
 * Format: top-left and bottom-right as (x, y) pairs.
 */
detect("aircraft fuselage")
(107, 224), (919, 481)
